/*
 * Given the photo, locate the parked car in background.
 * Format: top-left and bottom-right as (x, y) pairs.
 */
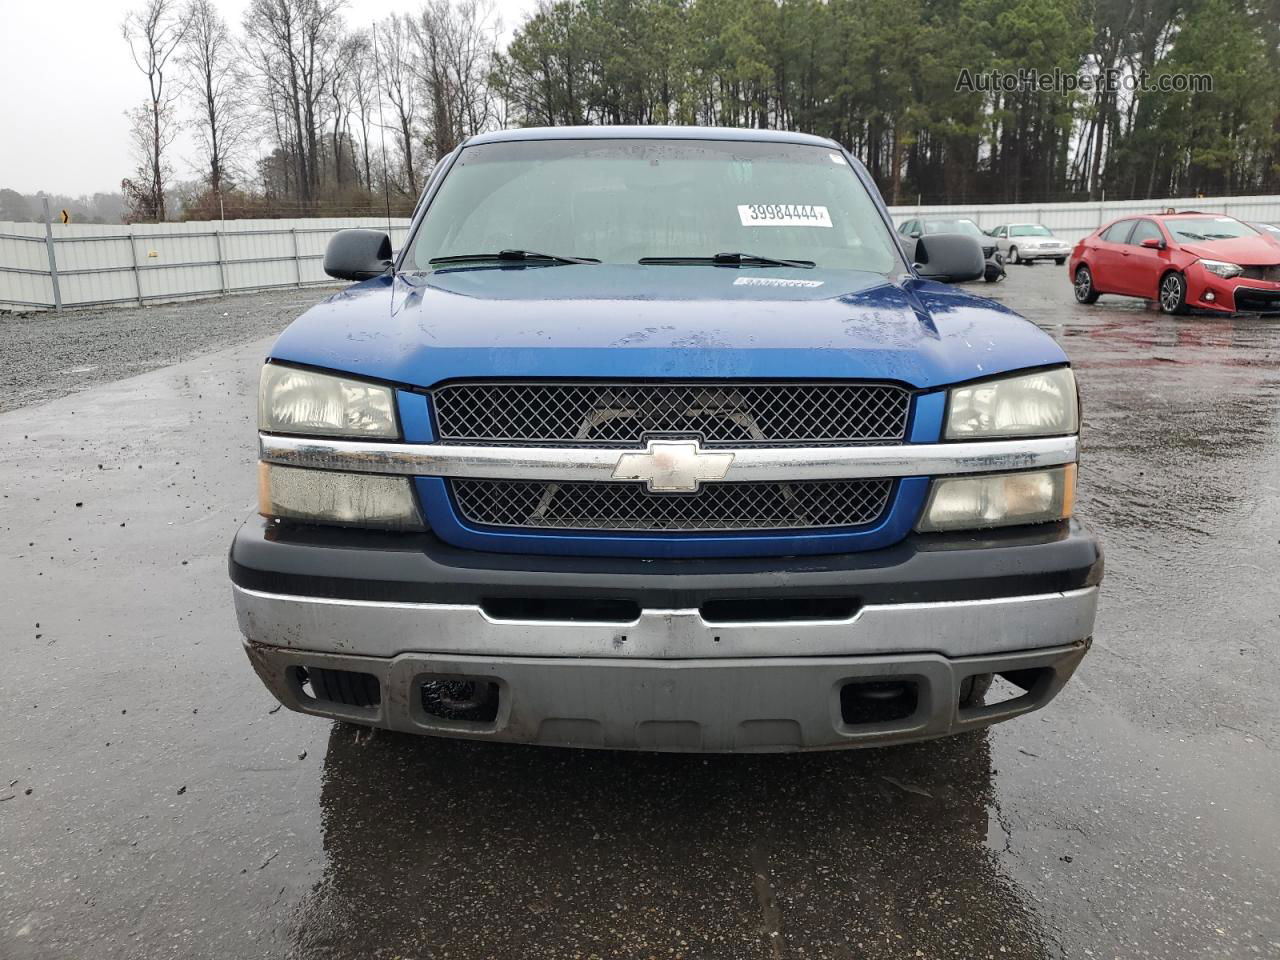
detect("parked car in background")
(988, 224), (1070, 266)
(897, 216), (1005, 282)
(1069, 212), (1280, 315)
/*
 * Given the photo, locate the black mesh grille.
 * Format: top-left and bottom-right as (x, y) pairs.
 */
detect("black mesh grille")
(430, 381), (910, 448)
(450, 478), (894, 532)
(1240, 265), (1280, 282)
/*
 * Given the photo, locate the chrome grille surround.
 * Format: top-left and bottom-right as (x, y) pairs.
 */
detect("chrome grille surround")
(449, 477), (895, 532)
(429, 381), (911, 448)
(258, 432), (1081, 541)
(259, 433), (1081, 482)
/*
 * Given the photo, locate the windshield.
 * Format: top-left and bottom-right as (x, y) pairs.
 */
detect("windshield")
(409, 138), (901, 273)
(923, 218), (984, 239)
(1010, 224), (1052, 237)
(1164, 217), (1259, 242)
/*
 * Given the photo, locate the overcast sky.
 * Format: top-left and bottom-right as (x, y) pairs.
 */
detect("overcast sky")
(0, 0), (539, 196)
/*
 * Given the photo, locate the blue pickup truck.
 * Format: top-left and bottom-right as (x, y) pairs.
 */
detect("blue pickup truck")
(230, 126), (1101, 752)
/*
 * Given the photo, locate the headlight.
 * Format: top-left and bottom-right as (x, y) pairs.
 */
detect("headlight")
(1198, 259), (1243, 279)
(259, 364), (398, 438)
(259, 463), (424, 530)
(916, 465), (1075, 532)
(946, 368), (1077, 439)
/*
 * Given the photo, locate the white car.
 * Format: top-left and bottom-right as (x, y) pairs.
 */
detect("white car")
(989, 223), (1070, 265)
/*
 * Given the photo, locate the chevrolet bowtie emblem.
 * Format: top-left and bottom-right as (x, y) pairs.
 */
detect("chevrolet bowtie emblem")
(612, 440), (735, 493)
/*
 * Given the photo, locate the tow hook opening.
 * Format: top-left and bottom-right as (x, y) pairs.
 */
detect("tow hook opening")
(839, 678), (920, 726)
(419, 676), (501, 724)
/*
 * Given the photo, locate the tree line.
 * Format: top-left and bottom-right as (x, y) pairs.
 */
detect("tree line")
(118, 0), (1280, 223)
(496, 0), (1280, 204)
(119, 0), (502, 222)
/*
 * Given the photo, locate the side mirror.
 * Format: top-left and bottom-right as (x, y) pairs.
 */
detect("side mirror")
(909, 230), (922, 239)
(323, 229), (393, 281)
(912, 233), (986, 283)
(1141, 237), (1166, 250)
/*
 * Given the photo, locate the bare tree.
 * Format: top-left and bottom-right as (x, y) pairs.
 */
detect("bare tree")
(375, 15), (420, 195)
(327, 34), (365, 188)
(347, 31), (378, 189)
(122, 0), (189, 221)
(408, 0), (500, 160)
(448, 0), (500, 139)
(181, 0), (251, 204)
(242, 0), (347, 206)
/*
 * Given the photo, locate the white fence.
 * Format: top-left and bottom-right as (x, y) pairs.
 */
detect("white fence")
(0, 217), (412, 311)
(4, 193), (1280, 311)
(886, 193), (1280, 244)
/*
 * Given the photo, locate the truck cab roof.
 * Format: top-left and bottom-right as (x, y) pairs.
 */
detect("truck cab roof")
(465, 125), (843, 149)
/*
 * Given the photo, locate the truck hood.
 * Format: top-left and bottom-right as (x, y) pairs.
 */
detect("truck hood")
(268, 264), (1066, 390)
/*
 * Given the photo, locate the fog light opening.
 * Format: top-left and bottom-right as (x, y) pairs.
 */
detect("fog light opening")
(974, 675), (1026, 710)
(840, 678), (919, 726)
(420, 676), (500, 723)
(959, 672), (993, 707)
(958, 668), (1053, 716)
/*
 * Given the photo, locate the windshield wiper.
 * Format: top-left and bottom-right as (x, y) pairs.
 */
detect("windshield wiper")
(639, 252), (816, 269)
(429, 249), (599, 266)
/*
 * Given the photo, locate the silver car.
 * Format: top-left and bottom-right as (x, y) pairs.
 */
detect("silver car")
(989, 223), (1070, 265)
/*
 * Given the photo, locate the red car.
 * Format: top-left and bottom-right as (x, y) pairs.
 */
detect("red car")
(1069, 213), (1280, 315)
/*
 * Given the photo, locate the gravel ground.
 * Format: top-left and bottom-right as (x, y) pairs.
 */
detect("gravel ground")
(0, 287), (341, 413)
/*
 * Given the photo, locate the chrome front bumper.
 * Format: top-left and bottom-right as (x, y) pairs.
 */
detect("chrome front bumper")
(234, 585), (1098, 660)
(235, 585), (1097, 751)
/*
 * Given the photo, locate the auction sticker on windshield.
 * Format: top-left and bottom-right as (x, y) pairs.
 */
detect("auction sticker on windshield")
(738, 204), (833, 227)
(733, 276), (825, 288)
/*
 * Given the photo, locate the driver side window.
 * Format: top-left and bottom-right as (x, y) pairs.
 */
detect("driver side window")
(1128, 220), (1163, 246)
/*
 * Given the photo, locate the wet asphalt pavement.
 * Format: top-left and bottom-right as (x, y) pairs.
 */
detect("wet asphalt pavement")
(1, 267), (1278, 959)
